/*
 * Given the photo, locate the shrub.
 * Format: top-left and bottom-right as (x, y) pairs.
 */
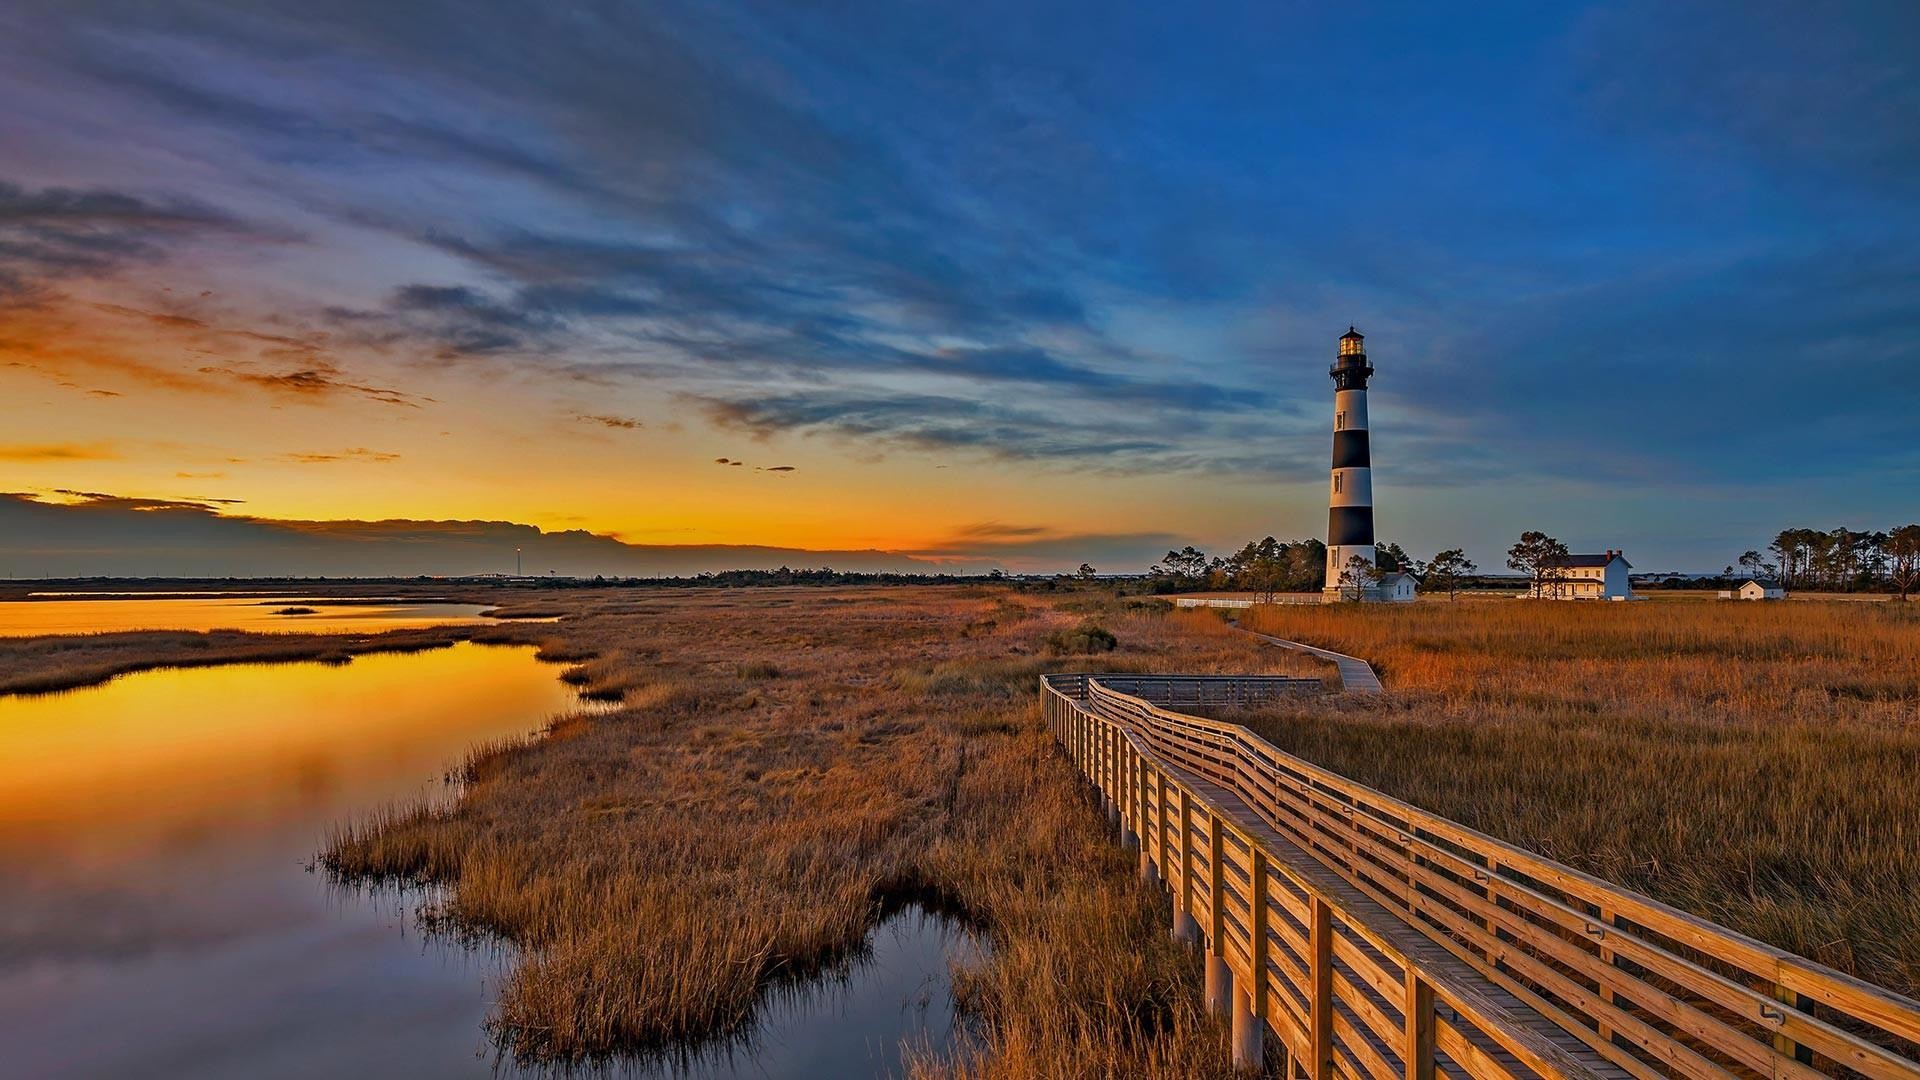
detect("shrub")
(1046, 620), (1118, 655)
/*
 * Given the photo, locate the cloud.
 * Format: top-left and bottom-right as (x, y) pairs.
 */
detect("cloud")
(5, 0), (1917, 554)
(697, 391), (1195, 469)
(904, 522), (1188, 572)
(279, 448), (402, 464)
(48, 489), (240, 510)
(0, 442), (117, 461)
(0, 180), (251, 302)
(0, 491), (954, 577)
(950, 522), (1052, 541)
(4, 298), (428, 408)
(572, 412), (642, 429)
(757, 465), (796, 472)
(197, 364), (421, 407)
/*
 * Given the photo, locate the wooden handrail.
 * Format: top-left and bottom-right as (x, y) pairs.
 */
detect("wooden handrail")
(1042, 673), (1920, 1079)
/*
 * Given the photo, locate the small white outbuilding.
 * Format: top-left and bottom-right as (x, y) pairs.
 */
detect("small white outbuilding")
(1720, 578), (1786, 601)
(1373, 572), (1419, 603)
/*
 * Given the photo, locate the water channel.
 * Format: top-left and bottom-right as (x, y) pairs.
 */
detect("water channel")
(0, 622), (975, 1077)
(0, 594), (506, 636)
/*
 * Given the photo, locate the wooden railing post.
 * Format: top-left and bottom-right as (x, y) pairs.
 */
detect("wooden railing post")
(1173, 787), (1199, 943)
(1309, 896), (1334, 1079)
(1404, 969), (1435, 1080)
(1248, 844), (1271, 1032)
(1140, 761), (1161, 885)
(1596, 905), (1616, 1046)
(1772, 983), (1814, 1066)
(1205, 810), (1230, 1017)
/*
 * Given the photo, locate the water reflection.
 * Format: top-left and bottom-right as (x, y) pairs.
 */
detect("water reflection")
(0, 594), (506, 636)
(0, 643), (582, 1079)
(634, 905), (980, 1080)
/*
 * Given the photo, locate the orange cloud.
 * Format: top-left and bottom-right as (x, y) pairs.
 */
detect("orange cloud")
(280, 448), (402, 464)
(0, 442), (117, 461)
(572, 412), (642, 429)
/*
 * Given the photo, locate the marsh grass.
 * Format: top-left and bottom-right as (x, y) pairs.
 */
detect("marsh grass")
(1239, 599), (1920, 997)
(322, 589), (1315, 1073)
(0, 625), (500, 695)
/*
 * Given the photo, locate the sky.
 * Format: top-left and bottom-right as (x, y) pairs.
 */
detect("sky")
(2, 1), (1917, 576)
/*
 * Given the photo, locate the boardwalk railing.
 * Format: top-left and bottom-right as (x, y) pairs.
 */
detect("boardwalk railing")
(1043, 673), (1920, 1079)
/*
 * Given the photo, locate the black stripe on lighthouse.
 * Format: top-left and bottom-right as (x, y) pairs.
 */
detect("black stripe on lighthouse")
(1329, 506), (1374, 547)
(1331, 429), (1370, 469)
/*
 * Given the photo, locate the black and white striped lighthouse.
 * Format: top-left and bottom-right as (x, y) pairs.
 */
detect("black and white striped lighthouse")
(1324, 327), (1376, 597)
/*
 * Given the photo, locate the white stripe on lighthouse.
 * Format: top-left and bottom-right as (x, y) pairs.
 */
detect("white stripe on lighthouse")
(1329, 467), (1372, 507)
(1333, 388), (1368, 431)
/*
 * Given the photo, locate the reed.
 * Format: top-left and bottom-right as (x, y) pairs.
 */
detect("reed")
(0, 624), (486, 695)
(324, 588), (1317, 1071)
(1238, 598), (1920, 998)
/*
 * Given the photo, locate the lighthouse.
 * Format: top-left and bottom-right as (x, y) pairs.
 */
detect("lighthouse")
(1324, 327), (1377, 599)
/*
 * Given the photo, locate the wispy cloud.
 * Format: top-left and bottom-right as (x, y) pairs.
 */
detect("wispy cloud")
(198, 363), (421, 407)
(279, 448), (402, 465)
(48, 489), (242, 509)
(572, 412), (642, 429)
(0, 180), (253, 302)
(0, 442), (117, 461)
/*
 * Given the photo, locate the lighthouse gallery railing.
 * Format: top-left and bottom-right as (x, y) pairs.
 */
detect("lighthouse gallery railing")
(1042, 673), (1920, 1079)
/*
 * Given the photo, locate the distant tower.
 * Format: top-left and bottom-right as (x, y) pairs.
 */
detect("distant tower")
(1324, 327), (1376, 598)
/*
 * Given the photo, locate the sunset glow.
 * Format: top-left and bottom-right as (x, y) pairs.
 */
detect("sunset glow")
(4, 3), (1916, 575)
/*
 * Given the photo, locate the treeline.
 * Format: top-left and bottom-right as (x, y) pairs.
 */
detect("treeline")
(1141, 537), (1416, 596)
(1729, 526), (1920, 596)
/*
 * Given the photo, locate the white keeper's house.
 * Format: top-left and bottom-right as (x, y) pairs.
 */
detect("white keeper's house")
(1533, 550), (1633, 600)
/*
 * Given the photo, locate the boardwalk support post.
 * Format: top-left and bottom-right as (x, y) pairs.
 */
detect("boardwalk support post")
(1206, 954), (1232, 1018)
(1231, 986), (1264, 1071)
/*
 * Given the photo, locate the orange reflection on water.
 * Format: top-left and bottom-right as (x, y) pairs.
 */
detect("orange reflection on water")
(0, 596), (501, 636)
(0, 643), (572, 848)
(0, 642), (588, 1078)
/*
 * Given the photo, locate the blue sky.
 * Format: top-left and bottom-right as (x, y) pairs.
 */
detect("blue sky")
(1, 1), (1916, 574)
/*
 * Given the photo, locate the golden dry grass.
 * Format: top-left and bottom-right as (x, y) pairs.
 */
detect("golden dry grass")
(323, 587), (1321, 1073)
(0, 624), (489, 695)
(1238, 598), (1920, 998)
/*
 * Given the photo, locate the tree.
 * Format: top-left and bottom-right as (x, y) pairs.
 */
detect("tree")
(1738, 550), (1763, 579)
(1075, 562), (1097, 581)
(1239, 537), (1287, 602)
(1149, 546), (1210, 592)
(1507, 531), (1570, 598)
(1287, 538), (1327, 592)
(1376, 541), (1412, 573)
(1337, 554), (1381, 602)
(1889, 525), (1920, 600)
(1421, 548), (1476, 601)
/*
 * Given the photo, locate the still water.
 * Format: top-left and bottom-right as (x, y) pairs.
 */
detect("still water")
(0, 640), (976, 1078)
(0, 644), (574, 1078)
(0, 595), (503, 636)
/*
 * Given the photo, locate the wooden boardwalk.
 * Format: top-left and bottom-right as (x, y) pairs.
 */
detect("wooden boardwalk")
(1242, 630), (1384, 693)
(1043, 673), (1920, 1079)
